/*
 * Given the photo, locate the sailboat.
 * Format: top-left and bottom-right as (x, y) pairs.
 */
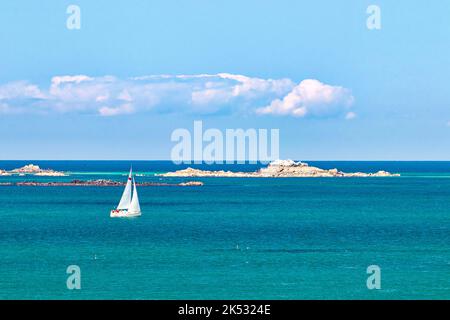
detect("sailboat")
(110, 168), (142, 218)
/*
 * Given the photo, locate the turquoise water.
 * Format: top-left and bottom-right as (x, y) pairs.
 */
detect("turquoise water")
(1, 161), (450, 299)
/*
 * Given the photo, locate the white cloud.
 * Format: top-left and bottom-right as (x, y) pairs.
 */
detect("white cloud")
(345, 111), (357, 120)
(96, 94), (109, 102)
(0, 74), (354, 118)
(50, 75), (93, 87)
(190, 73), (294, 108)
(117, 90), (132, 102)
(217, 73), (294, 98)
(99, 103), (134, 116)
(0, 81), (45, 100)
(191, 88), (231, 106)
(256, 79), (354, 117)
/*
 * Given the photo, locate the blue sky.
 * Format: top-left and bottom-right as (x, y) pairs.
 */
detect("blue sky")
(0, 0), (450, 160)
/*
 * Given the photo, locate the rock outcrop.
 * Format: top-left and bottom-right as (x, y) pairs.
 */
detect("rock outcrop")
(178, 181), (204, 186)
(159, 160), (400, 178)
(14, 179), (204, 187)
(11, 164), (42, 173)
(0, 170), (11, 176)
(9, 164), (67, 176)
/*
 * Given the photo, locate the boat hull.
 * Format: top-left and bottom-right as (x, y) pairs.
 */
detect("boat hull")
(110, 209), (141, 218)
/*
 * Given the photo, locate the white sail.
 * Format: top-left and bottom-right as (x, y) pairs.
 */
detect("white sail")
(117, 169), (132, 210)
(128, 178), (141, 214)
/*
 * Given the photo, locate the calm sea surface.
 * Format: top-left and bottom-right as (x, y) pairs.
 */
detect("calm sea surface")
(1, 161), (450, 299)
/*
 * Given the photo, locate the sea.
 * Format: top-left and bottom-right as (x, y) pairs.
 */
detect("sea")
(1, 160), (450, 300)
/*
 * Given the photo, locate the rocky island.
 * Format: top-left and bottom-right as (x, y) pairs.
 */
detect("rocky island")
(4, 164), (67, 176)
(0, 169), (11, 176)
(159, 160), (400, 178)
(13, 179), (203, 187)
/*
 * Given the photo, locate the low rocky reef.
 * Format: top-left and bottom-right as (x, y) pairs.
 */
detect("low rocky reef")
(9, 179), (203, 187)
(159, 160), (400, 178)
(0, 164), (67, 176)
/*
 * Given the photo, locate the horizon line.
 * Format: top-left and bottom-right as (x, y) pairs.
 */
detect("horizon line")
(1, 159), (450, 162)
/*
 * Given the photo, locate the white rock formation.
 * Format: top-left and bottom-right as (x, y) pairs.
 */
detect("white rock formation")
(0, 170), (12, 176)
(159, 160), (400, 178)
(9, 164), (67, 176)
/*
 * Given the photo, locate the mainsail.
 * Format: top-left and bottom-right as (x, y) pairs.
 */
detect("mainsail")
(128, 177), (141, 214)
(117, 169), (132, 210)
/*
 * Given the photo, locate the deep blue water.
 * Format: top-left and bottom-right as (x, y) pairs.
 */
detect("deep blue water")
(1, 161), (450, 299)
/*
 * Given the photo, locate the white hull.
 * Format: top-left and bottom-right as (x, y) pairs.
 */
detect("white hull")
(110, 209), (141, 218)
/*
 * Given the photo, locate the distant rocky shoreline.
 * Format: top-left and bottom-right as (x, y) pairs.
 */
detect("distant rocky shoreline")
(0, 164), (67, 177)
(0, 179), (204, 187)
(159, 160), (400, 178)
(0, 160), (401, 182)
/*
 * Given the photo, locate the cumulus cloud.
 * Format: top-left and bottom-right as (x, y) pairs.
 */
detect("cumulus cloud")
(0, 74), (353, 117)
(216, 73), (294, 98)
(256, 79), (354, 117)
(0, 81), (45, 101)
